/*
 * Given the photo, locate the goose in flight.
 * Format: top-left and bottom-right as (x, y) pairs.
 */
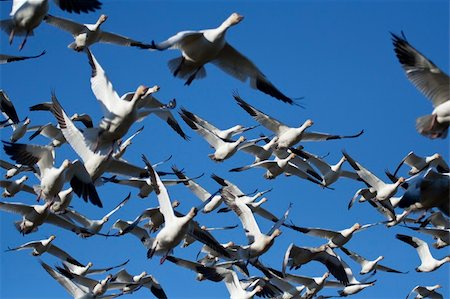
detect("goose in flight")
(282, 243), (349, 285)
(396, 233), (450, 272)
(45, 14), (152, 51)
(49, 92), (150, 182)
(0, 200), (85, 235)
(294, 149), (360, 187)
(392, 33), (450, 139)
(0, 50), (45, 63)
(234, 94), (363, 149)
(0, 175), (34, 197)
(0, 0), (102, 50)
(40, 261), (122, 299)
(6, 235), (84, 266)
(392, 151), (449, 177)
(406, 284), (443, 299)
(165, 256), (264, 299)
(57, 259), (129, 277)
(0, 90), (31, 143)
(143, 154), (198, 263)
(339, 246), (406, 275)
(0, 159), (36, 179)
(62, 193), (130, 237)
(180, 108), (247, 161)
(179, 108), (258, 140)
(149, 13), (294, 104)
(3, 141), (101, 206)
(220, 187), (287, 260)
(405, 226), (449, 249)
(110, 269), (167, 299)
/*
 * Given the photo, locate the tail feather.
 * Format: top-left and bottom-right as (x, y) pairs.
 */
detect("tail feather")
(416, 114), (448, 139)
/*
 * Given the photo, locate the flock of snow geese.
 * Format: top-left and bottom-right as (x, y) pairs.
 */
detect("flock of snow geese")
(0, 1), (449, 299)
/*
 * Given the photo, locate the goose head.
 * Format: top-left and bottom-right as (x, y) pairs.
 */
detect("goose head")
(133, 85), (149, 101)
(351, 223), (362, 232)
(144, 85), (160, 97)
(187, 207), (198, 219)
(97, 14), (108, 25)
(48, 235), (56, 242)
(270, 228), (282, 239)
(172, 200), (181, 208)
(23, 118), (31, 125)
(302, 119), (314, 128)
(237, 135), (246, 143)
(226, 13), (244, 26)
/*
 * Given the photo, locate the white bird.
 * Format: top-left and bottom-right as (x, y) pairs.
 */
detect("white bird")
(295, 150), (360, 187)
(282, 271), (331, 299)
(406, 284), (443, 299)
(0, 90), (30, 142)
(45, 14), (152, 51)
(50, 92), (150, 182)
(0, 201), (84, 235)
(143, 154), (198, 263)
(63, 193), (130, 237)
(343, 151), (405, 207)
(340, 246), (406, 274)
(406, 226), (449, 249)
(179, 108), (258, 140)
(6, 235), (84, 266)
(0, 159), (36, 179)
(150, 12), (294, 104)
(330, 258), (376, 297)
(27, 122), (67, 147)
(58, 259), (129, 277)
(0, 175), (35, 197)
(180, 108), (247, 161)
(396, 234), (450, 272)
(165, 256), (263, 299)
(282, 243), (349, 285)
(392, 33), (450, 139)
(235, 94), (363, 149)
(0, 50), (45, 63)
(220, 187), (286, 260)
(3, 141), (101, 206)
(110, 269), (167, 299)
(40, 261), (122, 299)
(288, 222), (371, 248)
(0, 0), (102, 50)
(393, 151), (449, 177)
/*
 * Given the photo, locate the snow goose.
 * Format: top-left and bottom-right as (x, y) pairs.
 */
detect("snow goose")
(50, 91), (150, 181)
(395, 233), (450, 272)
(249, 266), (305, 299)
(282, 243), (349, 285)
(0, 159), (36, 179)
(56, 268), (122, 297)
(3, 141), (101, 206)
(339, 246), (405, 275)
(331, 259), (376, 297)
(50, 187), (74, 213)
(40, 261), (121, 299)
(287, 222), (376, 248)
(165, 256), (263, 299)
(45, 14), (152, 51)
(392, 33), (450, 139)
(220, 187), (287, 260)
(0, 50), (45, 63)
(63, 193), (130, 237)
(295, 150), (360, 187)
(0, 0), (101, 50)
(58, 259), (129, 277)
(27, 122), (67, 147)
(6, 235), (84, 266)
(143, 154), (198, 263)
(235, 94), (363, 149)
(282, 271), (332, 299)
(0, 200), (84, 234)
(172, 167), (223, 213)
(150, 13), (294, 104)
(180, 108), (247, 161)
(0, 175), (35, 197)
(406, 285), (443, 299)
(179, 108), (258, 140)
(110, 269), (167, 299)
(393, 151), (449, 177)
(343, 151), (405, 207)
(85, 48), (158, 148)
(0, 90), (30, 142)
(110, 219), (154, 249)
(405, 226), (449, 249)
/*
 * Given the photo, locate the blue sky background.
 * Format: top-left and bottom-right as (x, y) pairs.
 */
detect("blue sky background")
(0, 0), (449, 298)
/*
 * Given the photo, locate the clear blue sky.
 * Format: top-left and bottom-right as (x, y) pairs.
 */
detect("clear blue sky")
(1, 1), (449, 298)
